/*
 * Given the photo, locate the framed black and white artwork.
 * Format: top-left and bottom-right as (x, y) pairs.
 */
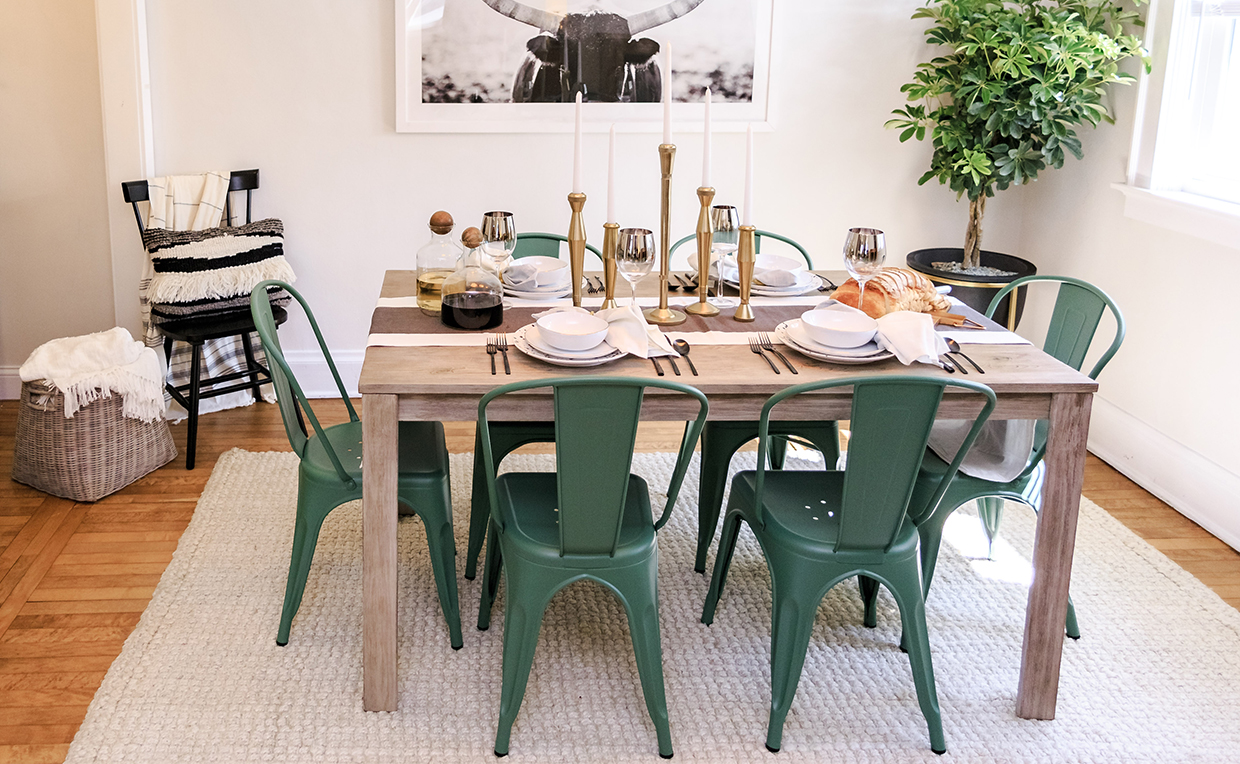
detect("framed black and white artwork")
(395, 0), (774, 133)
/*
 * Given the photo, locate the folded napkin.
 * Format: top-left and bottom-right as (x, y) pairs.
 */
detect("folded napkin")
(809, 301), (945, 366)
(753, 268), (798, 287)
(503, 261), (568, 290)
(533, 305), (677, 359)
(19, 327), (165, 422)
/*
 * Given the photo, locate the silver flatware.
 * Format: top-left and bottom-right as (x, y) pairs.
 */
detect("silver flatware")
(672, 339), (698, 376)
(941, 353), (966, 374)
(486, 337), (497, 375)
(946, 338), (985, 373)
(666, 353), (680, 375)
(593, 275), (605, 293)
(651, 357), (665, 376)
(758, 332), (798, 374)
(498, 334), (511, 375)
(749, 336), (780, 373)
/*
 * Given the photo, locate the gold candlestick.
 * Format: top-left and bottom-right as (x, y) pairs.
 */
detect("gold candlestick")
(685, 186), (719, 317)
(567, 192), (587, 307)
(734, 224), (756, 322)
(644, 143), (686, 326)
(601, 221), (619, 310)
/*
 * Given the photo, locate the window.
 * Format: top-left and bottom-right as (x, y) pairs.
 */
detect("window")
(1151, 0), (1240, 205)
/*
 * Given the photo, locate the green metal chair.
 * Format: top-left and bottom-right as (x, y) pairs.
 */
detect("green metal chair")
(461, 232), (605, 579)
(249, 280), (462, 650)
(514, 231), (602, 259)
(475, 377), (709, 759)
(890, 275), (1125, 641)
(701, 376), (997, 755)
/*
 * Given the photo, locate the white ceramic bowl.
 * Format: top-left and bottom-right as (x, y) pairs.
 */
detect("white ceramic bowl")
(520, 256), (570, 287)
(800, 309), (878, 348)
(535, 312), (609, 351)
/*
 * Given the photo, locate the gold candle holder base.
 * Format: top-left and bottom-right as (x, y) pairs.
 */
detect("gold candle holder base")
(567, 192), (587, 308)
(733, 224), (756, 322)
(600, 221), (619, 310)
(685, 186), (719, 318)
(645, 143), (686, 327)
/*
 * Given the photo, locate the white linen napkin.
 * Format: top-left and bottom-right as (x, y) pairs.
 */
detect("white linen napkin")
(874, 311), (949, 366)
(754, 268), (798, 287)
(532, 305), (677, 359)
(503, 260), (568, 289)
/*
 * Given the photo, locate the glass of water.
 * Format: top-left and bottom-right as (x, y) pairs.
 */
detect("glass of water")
(709, 205), (739, 308)
(616, 228), (655, 307)
(842, 227), (886, 312)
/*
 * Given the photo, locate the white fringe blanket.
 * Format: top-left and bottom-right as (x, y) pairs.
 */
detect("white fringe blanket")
(19, 328), (165, 423)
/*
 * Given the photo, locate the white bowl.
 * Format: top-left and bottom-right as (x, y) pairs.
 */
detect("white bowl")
(800, 309), (878, 348)
(520, 256), (570, 288)
(535, 312), (609, 351)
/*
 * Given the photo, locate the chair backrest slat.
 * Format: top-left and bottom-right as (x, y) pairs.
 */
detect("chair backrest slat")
(514, 232), (602, 259)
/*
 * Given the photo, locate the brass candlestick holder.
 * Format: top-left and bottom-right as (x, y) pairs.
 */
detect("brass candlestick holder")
(567, 192), (587, 307)
(601, 221), (619, 310)
(644, 144), (686, 326)
(685, 186), (719, 317)
(734, 224), (756, 322)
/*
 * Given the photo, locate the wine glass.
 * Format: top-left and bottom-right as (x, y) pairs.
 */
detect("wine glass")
(842, 227), (886, 313)
(616, 228), (655, 307)
(709, 205), (740, 308)
(480, 211), (517, 278)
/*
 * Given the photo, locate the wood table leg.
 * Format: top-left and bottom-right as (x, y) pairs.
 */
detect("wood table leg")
(1016, 392), (1092, 720)
(362, 393), (399, 712)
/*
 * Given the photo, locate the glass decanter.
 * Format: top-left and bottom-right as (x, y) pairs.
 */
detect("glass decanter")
(416, 210), (464, 316)
(440, 227), (504, 330)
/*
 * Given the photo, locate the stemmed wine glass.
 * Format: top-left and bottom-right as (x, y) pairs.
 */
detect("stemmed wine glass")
(842, 227), (886, 312)
(709, 205), (739, 308)
(616, 228), (655, 307)
(480, 211), (517, 279)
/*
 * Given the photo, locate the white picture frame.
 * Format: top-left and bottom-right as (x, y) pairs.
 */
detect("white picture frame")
(395, 0), (774, 133)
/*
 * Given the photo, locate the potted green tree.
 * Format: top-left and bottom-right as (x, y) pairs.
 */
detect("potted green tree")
(887, 0), (1147, 322)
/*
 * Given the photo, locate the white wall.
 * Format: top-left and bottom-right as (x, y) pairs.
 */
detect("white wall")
(135, 0), (1022, 363)
(1017, 73), (1240, 549)
(0, 0), (116, 396)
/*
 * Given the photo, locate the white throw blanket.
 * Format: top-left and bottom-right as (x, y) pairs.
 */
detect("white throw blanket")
(19, 328), (165, 423)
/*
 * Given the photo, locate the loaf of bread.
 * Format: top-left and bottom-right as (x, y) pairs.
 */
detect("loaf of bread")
(832, 267), (950, 318)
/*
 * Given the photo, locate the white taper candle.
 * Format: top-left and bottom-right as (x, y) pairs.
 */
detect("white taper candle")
(572, 91), (583, 194)
(607, 124), (616, 224)
(743, 123), (754, 227)
(662, 43), (672, 145)
(702, 88), (712, 188)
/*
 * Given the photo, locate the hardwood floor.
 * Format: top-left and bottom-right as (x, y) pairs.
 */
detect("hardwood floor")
(1, 397), (1237, 762)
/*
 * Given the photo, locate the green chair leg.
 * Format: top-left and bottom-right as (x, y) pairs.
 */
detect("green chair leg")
(701, 511), (744, 625)
(976, 496), (1005, 559)
(277, 489), (332, 646)
(858, 576), (881, 628)
(768, 436), (789, 470)
(493, 582), (552, 757)
(465, 445), (490, 581)
(887, 571), (947, 754)
(617, 566), (674, 759)
(477, 524), (503, 631)
(418, 500), (464, 649)
(764, 567), (820, 753)
(1065, 595), (1081, 639)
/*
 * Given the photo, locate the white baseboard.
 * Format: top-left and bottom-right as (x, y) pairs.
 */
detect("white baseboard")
(1, 366), (20, 399)
(1088, 396), (1240, 553)
(282, 349), (363, 399)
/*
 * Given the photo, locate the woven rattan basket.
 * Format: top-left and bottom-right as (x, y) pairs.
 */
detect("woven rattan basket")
(11, 380), (177, 501)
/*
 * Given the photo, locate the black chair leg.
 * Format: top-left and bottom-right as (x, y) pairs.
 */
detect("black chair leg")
(186, 342), (203, 470)
(240, 331), (263, 403)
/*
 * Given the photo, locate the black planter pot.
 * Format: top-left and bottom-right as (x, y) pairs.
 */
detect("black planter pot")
(906, 248), (1037, 329)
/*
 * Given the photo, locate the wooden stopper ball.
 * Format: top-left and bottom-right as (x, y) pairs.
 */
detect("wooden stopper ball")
(461, 226), (483, 249)
(429, 210), (454, 235)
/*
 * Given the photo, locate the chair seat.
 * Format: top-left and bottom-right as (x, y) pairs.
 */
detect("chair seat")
(303, 419), (448, 484)
(494, 472), (656, 568)
(911, 449), (1038, 522)
(728, 470), (920, 562)
(159, 305), (288, 343)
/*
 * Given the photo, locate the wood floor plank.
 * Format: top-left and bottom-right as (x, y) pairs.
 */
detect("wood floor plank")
(0, 504), (88, 639)
(0, 744), (73, 764)
(0, 706), (91, 727)
(46, 562), (169, 577)
(0, 727), (78, 747)
(26, 586), (158, 603)
(0, 656), (116, 674)
(0, 641), (123, 660)
(8, 613), (141, 631)
(2, 626), (132, 644)
(0, 672), (109, 691)
(0, 689), (95, 707)
(16, 600), (150, 616)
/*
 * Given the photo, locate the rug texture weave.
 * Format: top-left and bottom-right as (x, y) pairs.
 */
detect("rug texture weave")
(64, 449), (1240, 763)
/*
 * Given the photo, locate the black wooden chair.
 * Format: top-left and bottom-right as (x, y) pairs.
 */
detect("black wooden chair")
(121, 169), (287, 469)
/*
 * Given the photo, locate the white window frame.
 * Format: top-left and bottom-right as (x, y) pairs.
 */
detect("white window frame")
(1117, 0), (1240, 249)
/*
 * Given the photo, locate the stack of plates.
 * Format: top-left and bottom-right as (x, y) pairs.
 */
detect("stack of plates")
(700, 253), (824, 296)
(511, 324), (624, 367)
(774, 319), (894, 365)
(502, 256), (572, 299)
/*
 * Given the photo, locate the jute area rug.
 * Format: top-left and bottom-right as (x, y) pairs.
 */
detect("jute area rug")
(65, 449), (1240, 763)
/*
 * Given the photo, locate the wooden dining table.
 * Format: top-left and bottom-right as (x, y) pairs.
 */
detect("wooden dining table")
(357, 269), (1097, 721)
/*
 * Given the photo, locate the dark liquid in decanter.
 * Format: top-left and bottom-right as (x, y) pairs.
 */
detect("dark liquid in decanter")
(440, 291), (503, 330)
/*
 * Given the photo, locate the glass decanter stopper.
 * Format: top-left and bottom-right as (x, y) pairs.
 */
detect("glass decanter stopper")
(440, 227), (504, 330)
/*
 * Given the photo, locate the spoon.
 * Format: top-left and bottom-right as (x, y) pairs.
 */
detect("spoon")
(672, 339), (698, 376)
(945, 338), (985, 373)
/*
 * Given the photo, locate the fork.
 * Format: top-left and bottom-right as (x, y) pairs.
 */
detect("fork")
(497, 334), (511, 375)
(485, 337), (497, 375)
(758, 332), (798, 374)
(749, 337), (780, 373)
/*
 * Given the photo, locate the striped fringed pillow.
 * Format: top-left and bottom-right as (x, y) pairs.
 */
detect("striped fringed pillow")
(143, 218), (296, 309)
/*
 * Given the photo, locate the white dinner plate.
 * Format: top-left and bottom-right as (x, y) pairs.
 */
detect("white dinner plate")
(504, 284), (573, 300)
(525, 324), (615, 358)
(747, 273), (824, 296)
(513, 325), (625, 367)
(776, 320), (894, 365)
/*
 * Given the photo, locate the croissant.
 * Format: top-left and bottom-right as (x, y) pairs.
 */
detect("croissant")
(832, 267), (950, 318)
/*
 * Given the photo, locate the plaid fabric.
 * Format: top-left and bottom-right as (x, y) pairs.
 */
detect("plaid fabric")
(164, 329), (274, 419)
